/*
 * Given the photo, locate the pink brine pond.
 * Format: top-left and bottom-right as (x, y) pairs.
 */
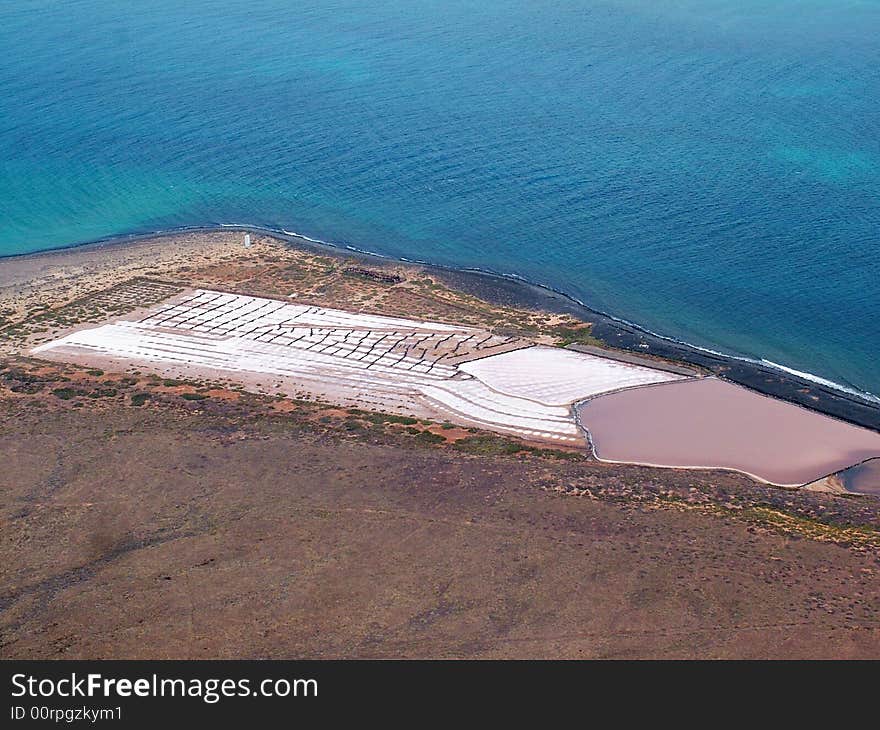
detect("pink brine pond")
(575, 377), (880, 487)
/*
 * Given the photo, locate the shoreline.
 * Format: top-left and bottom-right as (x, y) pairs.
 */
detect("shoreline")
(2, 223), (879, 432)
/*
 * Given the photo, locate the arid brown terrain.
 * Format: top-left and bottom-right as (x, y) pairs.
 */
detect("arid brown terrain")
(1, 231), (879, 659)
(1, 394), (879, 659)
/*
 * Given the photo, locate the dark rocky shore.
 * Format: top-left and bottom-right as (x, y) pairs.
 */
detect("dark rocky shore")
(351, 241), (880, 434)
(7, 223), (880, 433)
(406, 259), (880, 434)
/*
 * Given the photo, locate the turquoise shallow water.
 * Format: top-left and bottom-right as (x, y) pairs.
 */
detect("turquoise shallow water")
(1, 1), (878, 399)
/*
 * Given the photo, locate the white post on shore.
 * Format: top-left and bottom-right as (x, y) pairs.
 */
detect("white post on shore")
(244, 233), (252, 248)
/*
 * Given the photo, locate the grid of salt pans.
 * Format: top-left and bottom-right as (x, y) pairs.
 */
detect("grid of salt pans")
(460, 345), (683, 405)
(141, 289), (464, 334)
(32, 290), (685, 444)
(133, 289), (516, 376)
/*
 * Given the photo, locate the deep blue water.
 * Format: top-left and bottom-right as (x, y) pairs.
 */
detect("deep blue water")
(1, 1), (878, 399)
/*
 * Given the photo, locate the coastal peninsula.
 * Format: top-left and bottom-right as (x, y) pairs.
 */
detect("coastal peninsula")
(1, 229), (879, 659)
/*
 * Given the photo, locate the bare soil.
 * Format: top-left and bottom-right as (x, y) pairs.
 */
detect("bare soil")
(1, 393), (878, 659)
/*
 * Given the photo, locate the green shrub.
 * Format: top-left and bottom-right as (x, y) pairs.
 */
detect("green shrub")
(87, 388), (117, 398)
(51, 387), (78, 400)
(414, 431), (445, 445)
(452, 435), (524, 456)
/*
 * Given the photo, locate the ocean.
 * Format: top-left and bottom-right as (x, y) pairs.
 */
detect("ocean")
(1, 0), (878, 400)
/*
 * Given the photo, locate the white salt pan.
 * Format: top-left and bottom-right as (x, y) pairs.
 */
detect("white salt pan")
(33, 289), (689, 445)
